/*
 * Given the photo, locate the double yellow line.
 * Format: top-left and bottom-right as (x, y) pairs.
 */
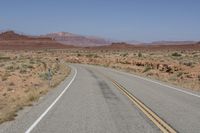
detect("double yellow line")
(99, 71), (177, 133)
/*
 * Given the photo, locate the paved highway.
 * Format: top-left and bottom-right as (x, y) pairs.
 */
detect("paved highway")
(0, 64), (200, 133)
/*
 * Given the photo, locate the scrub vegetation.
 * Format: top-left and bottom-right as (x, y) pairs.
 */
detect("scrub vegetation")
(0, 51), (70, 123)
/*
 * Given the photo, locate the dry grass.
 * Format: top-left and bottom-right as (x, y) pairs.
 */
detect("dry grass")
(62, 48), (200, 91)
(0, 50), (70, 123)
(0, 47), (199, 124)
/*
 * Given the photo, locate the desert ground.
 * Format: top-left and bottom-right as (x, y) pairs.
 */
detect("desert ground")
(0, 44), (200, 124)
(0, 44), (200, 122)
(0, 31), (200, 124)
(63, 46), (200, 91)
(0, 50), (70, 123)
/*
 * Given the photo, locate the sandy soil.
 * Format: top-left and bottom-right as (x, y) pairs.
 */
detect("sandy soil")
(0, 46), (199, 124)
(0, 50), (70, 123)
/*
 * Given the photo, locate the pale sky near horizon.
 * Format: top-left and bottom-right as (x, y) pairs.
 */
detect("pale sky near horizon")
(0, 0), (200, 42)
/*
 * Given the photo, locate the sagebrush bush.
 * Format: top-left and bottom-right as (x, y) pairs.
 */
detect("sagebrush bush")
(172, 52), (182, 57)
(143, 66), (151, 73)
(138, 52), (142, 57)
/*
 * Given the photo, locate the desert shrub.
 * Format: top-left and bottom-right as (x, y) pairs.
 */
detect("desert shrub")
(2, 72), (10, 81)
(177, 72), (183, 77)
(93, 54), (99, 58)
(9, 82), (15, 86)
(29, 60), (35, 64)
(183, 62), (193, 67)
(20, 68), (27, 74)
(41, 62), (47, 70)
(39, 72), (50, 80)
(28, 90), (40, 102)
(77, 53), (81, 57)
(112, 66), (116, 68)
(198, 75), (200, 81)
(7, 88), (14, 91)
(86, 54), (93, 57)
(172, 52), (182, 57)
(193, 54), (198, 58)
(138, 52), (142, 57)
(186, 74), (193, 78)
(27, 65), (34, 69)
(169, 76), (177, 81)
(21, 64), (33, 69)
(0, 56), (11, 60)
(120, 52), (128, 57)
(0, 63), (5, 67)
(86, 53), (98, 58)
(120, 60), (131, 64)
(6, 66), (14, 71)
(36, 51), (42, 54)
(143, 66), (151, 73)
(2, 76), (8, 81)
(21, 64), (28, 68)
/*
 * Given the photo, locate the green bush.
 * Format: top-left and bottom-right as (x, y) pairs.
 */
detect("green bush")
(21, 64), (33, 69)
(198, 75), (200, 81)
(6, 66), (14, 71)
(120, 53), (128, 57)
(20, 68), (27, 74)
(39, 72), (50, 80)
(77, 53), (81, 57)
(0, 56), (11, 60)
(138, 52), (142, 57)
(172, 52), (182, 57)
(86, 53), (98, 58)
(177, 72), (183, 77)
(143, 67), (151, 73)
(2, 76), (8, 81)
(183, 62), (193, 67)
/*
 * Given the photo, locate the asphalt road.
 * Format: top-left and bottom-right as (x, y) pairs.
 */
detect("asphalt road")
(0, 64), (200, 133)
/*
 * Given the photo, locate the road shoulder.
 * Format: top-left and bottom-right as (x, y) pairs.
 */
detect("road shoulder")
(0, 65), (76, 133)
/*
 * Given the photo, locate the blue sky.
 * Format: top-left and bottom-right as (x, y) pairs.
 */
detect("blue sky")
(0, 0), (200, 42)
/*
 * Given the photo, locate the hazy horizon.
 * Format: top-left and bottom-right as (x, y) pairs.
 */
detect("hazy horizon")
(1, 0), (200, 42)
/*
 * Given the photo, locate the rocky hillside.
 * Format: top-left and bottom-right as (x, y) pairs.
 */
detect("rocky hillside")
(0, 31), (50, 40)
(95, 42), (200, 51)
(44, 32), (111, 47)
(0, 31), (73, 50)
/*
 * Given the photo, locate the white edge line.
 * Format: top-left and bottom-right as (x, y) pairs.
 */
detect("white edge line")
(25, 68), (77, 133)
(111, 69), (200, 98)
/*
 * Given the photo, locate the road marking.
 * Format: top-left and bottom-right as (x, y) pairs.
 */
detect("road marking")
(111, 69), (200, 98)
(112, 81), (177, 133)
(109, 77), (177, 133)
(25, 68), (77, 133)
(95, 69), (177, 132)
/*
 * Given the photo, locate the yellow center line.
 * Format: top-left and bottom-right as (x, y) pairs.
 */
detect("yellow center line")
(96, 70), (177, 133)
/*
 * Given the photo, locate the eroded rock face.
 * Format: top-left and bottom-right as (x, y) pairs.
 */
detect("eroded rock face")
(0, 31), (73, 50)
(44, 32), (111, 47)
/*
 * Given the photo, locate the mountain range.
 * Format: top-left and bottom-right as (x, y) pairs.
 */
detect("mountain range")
(0, 31), (73, 50)
(0, 30), (199, 50)
(44, 32), (111, 47)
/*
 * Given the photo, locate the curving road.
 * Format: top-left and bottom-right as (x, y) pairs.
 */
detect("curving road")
(0, 64), (200, 133)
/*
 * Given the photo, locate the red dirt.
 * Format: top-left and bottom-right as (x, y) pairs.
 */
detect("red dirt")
(95, 43), (200, 51)
(0, 31), (199, 50)
(0, 31), (74, 50)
